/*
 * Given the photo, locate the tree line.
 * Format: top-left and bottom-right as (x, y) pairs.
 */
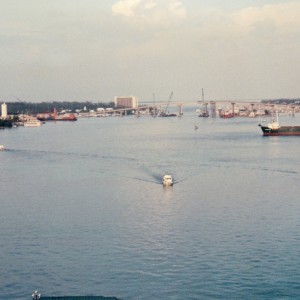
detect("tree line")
(261, 98), (300, 105)
(3, 101), (115, 115)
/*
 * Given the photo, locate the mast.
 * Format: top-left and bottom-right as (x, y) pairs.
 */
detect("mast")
(199, 88), (209, 117)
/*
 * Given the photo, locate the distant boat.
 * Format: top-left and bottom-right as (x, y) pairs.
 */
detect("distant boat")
(258, 112), (300, 136)
(0, 145), (5, 151)
(37, 108), (77, 121)
(198, 111), (209, 117)
(198, 88), (209, 117)
(24, 119), (43, 127)
(162, 175), (173, 186)
(159, 92), (177, 117)
(54, 113), (77, 121)
(219, 111), (234, 118)
(159, 112), (177, 117)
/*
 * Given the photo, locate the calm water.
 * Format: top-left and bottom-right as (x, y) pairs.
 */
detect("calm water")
(1, 111), (300, 299)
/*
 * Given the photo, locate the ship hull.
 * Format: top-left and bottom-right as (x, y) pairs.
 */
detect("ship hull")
(37, 114), (77, 121)
(53, 116), (77, 121)
(259, 125), (300, 136)
(159, 112), (177, 117)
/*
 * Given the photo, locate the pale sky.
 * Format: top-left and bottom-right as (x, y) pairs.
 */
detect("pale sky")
(0, 0), (299, 102)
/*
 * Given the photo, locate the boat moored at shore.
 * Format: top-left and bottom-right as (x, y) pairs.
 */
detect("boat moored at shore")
(24, 119), (43, 127)
(36, 108), (77, 121)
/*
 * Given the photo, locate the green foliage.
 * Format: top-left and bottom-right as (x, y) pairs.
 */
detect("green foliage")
(261, 98), (300, 105)
(0, 119), (13, 128)
(4, 101), (115, 115)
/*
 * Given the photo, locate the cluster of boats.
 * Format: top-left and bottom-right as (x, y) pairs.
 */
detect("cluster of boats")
(18, 110), (78, 127)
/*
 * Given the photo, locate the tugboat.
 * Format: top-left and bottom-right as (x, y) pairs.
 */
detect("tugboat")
(162, 175), (173, 186)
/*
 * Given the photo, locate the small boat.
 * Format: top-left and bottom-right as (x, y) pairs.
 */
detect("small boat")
(159, 112), (177, 117)
(159, 92), (177, 117)
(0, 145), (5, 151)
(162, 174), (173, 186)
(54, 113), (77, 121)
(258, 112), (300, 136)
(24, 119), (43, 127)
(198, 111), (209, 117)
(219, 111), (234, 118)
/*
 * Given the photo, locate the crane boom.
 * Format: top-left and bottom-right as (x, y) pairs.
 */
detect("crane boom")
(166, 91), (173, 112)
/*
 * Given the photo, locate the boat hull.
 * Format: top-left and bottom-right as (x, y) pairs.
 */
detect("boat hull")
(159, 113), (177, 117)
(53, 116), (77, 121)
(259, 125), (300, 136)
(24, 120), (43, 127)
(37, 115), (77, 121)
(162, 175), (173, 186)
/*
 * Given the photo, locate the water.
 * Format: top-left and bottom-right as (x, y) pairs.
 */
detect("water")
(1, 112), (300, 299)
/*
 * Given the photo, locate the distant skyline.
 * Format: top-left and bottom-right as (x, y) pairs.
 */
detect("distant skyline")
(0, 0), (300, 103)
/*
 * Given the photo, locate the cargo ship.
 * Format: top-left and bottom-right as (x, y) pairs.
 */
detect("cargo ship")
(258, 113), (300, 136)
(37, 108), (77, 121)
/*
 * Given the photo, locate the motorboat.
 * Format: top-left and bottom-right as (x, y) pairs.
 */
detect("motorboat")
(0, 145), (5, 151)
(24, 119), (43, 127)
(162, 175), (173, 186)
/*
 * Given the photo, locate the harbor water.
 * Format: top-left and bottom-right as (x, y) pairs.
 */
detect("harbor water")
(1, 111), (300, 299)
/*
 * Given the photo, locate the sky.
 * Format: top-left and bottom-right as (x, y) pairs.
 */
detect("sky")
(0, 0), (300, 103)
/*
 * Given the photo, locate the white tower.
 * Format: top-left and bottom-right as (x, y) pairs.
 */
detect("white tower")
(1, 102), (7, 119)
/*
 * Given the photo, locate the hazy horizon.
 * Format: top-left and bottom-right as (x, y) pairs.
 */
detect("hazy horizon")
(1, 0), (299, 103)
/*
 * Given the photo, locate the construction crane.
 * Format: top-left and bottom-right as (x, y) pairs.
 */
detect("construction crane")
(166, 91), (173, 113)
(159, 92), (177, 117)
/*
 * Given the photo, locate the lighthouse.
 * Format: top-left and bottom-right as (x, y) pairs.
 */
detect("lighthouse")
(1, 102), (7, 119)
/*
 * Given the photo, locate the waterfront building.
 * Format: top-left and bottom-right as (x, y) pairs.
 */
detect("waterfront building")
(114, 96), (138, 109)
(1, 102), (7, 119)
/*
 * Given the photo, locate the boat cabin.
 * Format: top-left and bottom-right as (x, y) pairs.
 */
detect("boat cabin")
(162, 175), (173, 186)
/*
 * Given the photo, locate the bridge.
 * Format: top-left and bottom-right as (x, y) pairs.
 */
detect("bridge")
(108, 100), (298, 117)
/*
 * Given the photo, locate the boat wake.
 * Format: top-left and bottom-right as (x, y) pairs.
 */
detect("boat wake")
(261, 167), (298, 174)
(6, 149), (205, 184)
(137, 164), (199, 186)
(118, 174), (160, 185)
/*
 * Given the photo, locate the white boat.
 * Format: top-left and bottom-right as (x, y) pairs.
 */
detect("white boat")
(0, 145), (5, 151)
(162, 175), (173, 186)
(24, 119), (42, 127)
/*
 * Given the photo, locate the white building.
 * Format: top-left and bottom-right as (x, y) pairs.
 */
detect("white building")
(114, 96), (138, 109)
(1, 102), (7, 119)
